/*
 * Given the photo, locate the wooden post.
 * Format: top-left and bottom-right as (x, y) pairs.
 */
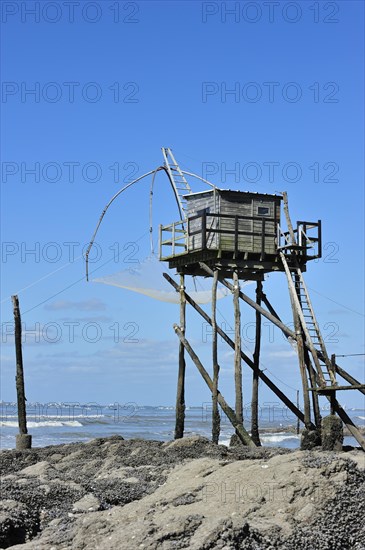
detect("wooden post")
(331, 353), (337, 382)
(304, 346), (322, 429)
(330, 355), (337, 415)
(174, 274), (186, 439)
(282, 191), (296, 245)
(251, 281), (262, 446)
(293, 271), (320, 430)
(211, 269), (220, 443)
(296, 391), (300, 435)
(233, 270), (243, 426)
(173, 325), (256, 448)
(291, 295), (312, 429)
(12, 295), (32, 450)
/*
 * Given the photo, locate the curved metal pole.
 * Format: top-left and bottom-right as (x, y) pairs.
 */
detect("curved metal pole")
(180, 170), (217, 189)
(86, 165), (217, 280)
(151, 168), (216, 249)
(85, 168), (162, 280)
(149, 168), (160, 255)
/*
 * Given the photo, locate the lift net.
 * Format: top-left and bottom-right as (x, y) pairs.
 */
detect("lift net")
(93, 255), (248, 304)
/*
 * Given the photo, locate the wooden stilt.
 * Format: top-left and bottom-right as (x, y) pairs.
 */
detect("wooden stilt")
(233, 270), (243, 426)
(304, 347), (322, 429)
(12, 295), (27, 435)
(12, 295), (32, 450)
(163, 273), (316, 429)
(293, 272), (319, 430)
(251, 281), (262, 446)
(174, 274), (186, 439)
(211, 269), (220, 443)
(290, 288), (312, 429)
(281, 191), (296, 243)
(173, 324), (256, 448)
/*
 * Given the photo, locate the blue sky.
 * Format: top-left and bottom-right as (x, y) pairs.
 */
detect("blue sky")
(1, 0), (364, 411)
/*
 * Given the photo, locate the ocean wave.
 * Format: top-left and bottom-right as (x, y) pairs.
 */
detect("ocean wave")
(260, 433), (301, 443)
(1, 414), (105, 420)
(0, 420), (83, 428)
(219, 432), (301, 447)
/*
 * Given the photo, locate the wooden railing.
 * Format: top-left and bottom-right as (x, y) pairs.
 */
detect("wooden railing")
(277, 220), (322, 259)
(160, 214), (321, 261)
(159, 220), (187, 259)
(160, 212), (277, 260)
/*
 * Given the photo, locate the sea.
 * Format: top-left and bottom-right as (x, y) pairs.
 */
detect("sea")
(1, 402), (364, 450)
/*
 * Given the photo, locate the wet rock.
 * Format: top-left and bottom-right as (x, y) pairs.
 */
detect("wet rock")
(321, 415), (343, 451)
(300, 428), (321, 450)
(163, 435), (211, 449)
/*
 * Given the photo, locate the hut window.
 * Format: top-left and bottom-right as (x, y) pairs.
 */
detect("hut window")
(258, 206), (270, 216)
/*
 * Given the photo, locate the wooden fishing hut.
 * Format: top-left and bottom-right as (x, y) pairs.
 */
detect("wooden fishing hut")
(160, 182), (365, 451)
(86, 147), (365, 451)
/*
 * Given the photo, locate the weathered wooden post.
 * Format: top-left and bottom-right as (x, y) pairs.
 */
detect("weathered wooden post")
(211, 269), (220, 443)
(330, 354), (337, 415)
(251, 280), (262, 446)
(233, 270), (243, 427)
(12, 295), (32, 450)
(289, 265), (312, 434)
(304, 346), (322, 428)
(174, 274), (186, 439)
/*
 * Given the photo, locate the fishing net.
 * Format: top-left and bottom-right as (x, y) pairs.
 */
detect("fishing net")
(93, 254), (250, 304)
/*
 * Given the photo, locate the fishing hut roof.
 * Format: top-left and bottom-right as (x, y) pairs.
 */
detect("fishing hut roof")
(183, 189), (283, 200)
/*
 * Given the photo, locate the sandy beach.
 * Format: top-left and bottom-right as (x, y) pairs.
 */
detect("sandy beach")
(1, 435), (364, 549)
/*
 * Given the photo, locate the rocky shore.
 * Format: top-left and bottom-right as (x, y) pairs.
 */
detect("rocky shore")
(1, 436), (364, 549)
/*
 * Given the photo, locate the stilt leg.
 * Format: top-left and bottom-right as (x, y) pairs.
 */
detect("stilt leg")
(174, 274), (186, 439)
(212, 269), (220, 443)
(251, 281), (262, 446)
(233, 270), (243, 427)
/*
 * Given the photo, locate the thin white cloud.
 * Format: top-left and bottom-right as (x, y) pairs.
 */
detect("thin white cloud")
(44, 299), (106, 312)
(267, 350), (297, 359)
(58, 316), (113, 323)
